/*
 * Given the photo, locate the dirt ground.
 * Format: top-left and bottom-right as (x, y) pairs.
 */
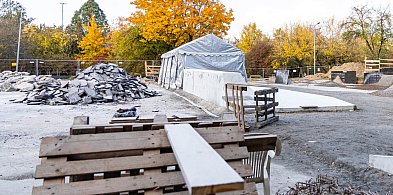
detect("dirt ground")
(1, 83), (393, 194)
(257, 85), (393, 193)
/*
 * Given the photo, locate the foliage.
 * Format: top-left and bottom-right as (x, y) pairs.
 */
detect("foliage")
(0, 0), (32, 58)
(109, 22), (172, 73)
(67, 0), (107, 39)
(77, 16), (109, 64)
(237, 23), (264, 53)
(23, 25), (77, 59)
(246, 39), (273, 69)
(129, 0), (234, 47)
(66, 0), (108, 56)
(343, 5), (393, 58)
(272, 24), (314, 68)
(318, 18), (364, 66)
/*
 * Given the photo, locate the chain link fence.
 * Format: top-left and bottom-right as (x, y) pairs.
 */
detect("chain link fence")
(246, 66), (330, 78)
(0, 59), (160, 78)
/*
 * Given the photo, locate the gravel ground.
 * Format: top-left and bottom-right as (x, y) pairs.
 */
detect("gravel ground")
(1, 83), (393, 194)
(253, 85), (393, 193)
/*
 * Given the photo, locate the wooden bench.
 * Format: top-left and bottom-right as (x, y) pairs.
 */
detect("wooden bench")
(33, 121), (258, 194)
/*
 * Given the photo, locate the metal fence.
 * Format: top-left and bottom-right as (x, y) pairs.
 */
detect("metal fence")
(0, 59), (160, 77)
(246, 66), (330, 78)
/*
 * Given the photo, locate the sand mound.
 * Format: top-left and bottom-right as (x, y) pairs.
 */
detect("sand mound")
(327, 62), (364, 78)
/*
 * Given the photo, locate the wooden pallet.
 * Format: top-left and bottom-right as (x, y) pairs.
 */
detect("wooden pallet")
(33, 125), (257, 195)
(71, 120), (239, 135)
(110, 114), (198, 124)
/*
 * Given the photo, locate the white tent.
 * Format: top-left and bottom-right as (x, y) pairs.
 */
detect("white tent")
(158, 34), (247, 89)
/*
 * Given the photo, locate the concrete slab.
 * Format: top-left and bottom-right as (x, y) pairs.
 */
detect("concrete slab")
(183, 69), (246, 107)
(369, 155), (393, 174)
(227, 86), (356, 112)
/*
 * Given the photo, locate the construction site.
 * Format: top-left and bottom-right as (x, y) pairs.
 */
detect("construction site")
(1, 0), (393, 194)
(0, 33), (393, 195)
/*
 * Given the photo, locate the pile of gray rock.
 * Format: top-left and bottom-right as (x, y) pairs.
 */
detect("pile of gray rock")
(2, 63), (160, 105)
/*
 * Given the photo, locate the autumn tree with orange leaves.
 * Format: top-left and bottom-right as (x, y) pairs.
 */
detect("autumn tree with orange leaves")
(77, 16), (109, 64)
(128, 0), (234, 47)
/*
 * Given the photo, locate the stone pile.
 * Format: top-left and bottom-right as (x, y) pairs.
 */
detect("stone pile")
(3, 63), (160, 105)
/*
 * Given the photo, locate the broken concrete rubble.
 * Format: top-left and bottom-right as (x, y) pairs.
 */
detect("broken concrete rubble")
(1, 63), (161, 105)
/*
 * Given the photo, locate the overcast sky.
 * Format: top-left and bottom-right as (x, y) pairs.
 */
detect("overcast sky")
(17, 0), (392, 38)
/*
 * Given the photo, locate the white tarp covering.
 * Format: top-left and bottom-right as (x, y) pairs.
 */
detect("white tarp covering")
(158, 34), (247, 89)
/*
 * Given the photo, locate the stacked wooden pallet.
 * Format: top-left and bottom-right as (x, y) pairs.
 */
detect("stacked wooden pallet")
(33, 118), (258, 195)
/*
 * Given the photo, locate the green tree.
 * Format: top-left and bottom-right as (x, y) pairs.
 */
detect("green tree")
(77, 16), (109, 64)
(237, 23), (264, 53)
(66, 0), (107, 56)
(67, 0), (107, 39)
(129, 0), (234, 47)
(109, 21), (172, 73)
(343, 5), (393, 58)
(0, 0), (32, 59)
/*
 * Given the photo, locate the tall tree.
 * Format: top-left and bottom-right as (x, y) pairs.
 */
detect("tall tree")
(237, 23), (264, 53)
(343, 5), (392, 58)
(246, 39), (274, 69)
(67, 0), (107, 39)
(77, 16), (109, 64)
(129, 0), (234, 47)
(272, 24), (314, 68)
(66, 0), (107, 56)
(0, 0), (31, 59)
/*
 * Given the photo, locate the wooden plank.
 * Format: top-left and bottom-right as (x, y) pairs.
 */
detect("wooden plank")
(33, 162), (252, 195)
(165, 182), (258, 195)
(165, 124), (244, 194)
(254, 88), (278, 95)
(40, 126), (244, 157)
(255, 102), (279, 111)
(240, 134), (277, 152)
(72, 120), (238, 134)
(35, 147), (249, 179)
(41, 157), (67, 186)
(257, 116), (279, 129)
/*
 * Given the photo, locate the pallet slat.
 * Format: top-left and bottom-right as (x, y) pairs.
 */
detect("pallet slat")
(33, 163), (252, 195)
(35, 147), (249, 179)
(40, 127), (244, 157)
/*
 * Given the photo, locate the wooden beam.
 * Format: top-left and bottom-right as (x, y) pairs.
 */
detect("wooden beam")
(165, 124), (244, 194)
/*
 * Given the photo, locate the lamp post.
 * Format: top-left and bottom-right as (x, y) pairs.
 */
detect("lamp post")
(16, 14), (22, 72)
(313, 22), (320, 75)
(60, 3), (66, 31)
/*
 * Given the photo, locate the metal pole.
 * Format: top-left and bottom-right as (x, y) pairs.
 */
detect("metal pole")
(313, 28), (316, 75)
(16, 14), (22, 72)
(35, 59), (39, 76)
(313, 22), (320, 75)
(60, 3), (66, 31)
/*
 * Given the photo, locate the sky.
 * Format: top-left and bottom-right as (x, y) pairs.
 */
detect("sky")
(17, 0), (392, 38)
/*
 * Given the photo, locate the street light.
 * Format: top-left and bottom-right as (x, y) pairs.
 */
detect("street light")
(313, 22), (320, 75)
(60, 3), (66, 31)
